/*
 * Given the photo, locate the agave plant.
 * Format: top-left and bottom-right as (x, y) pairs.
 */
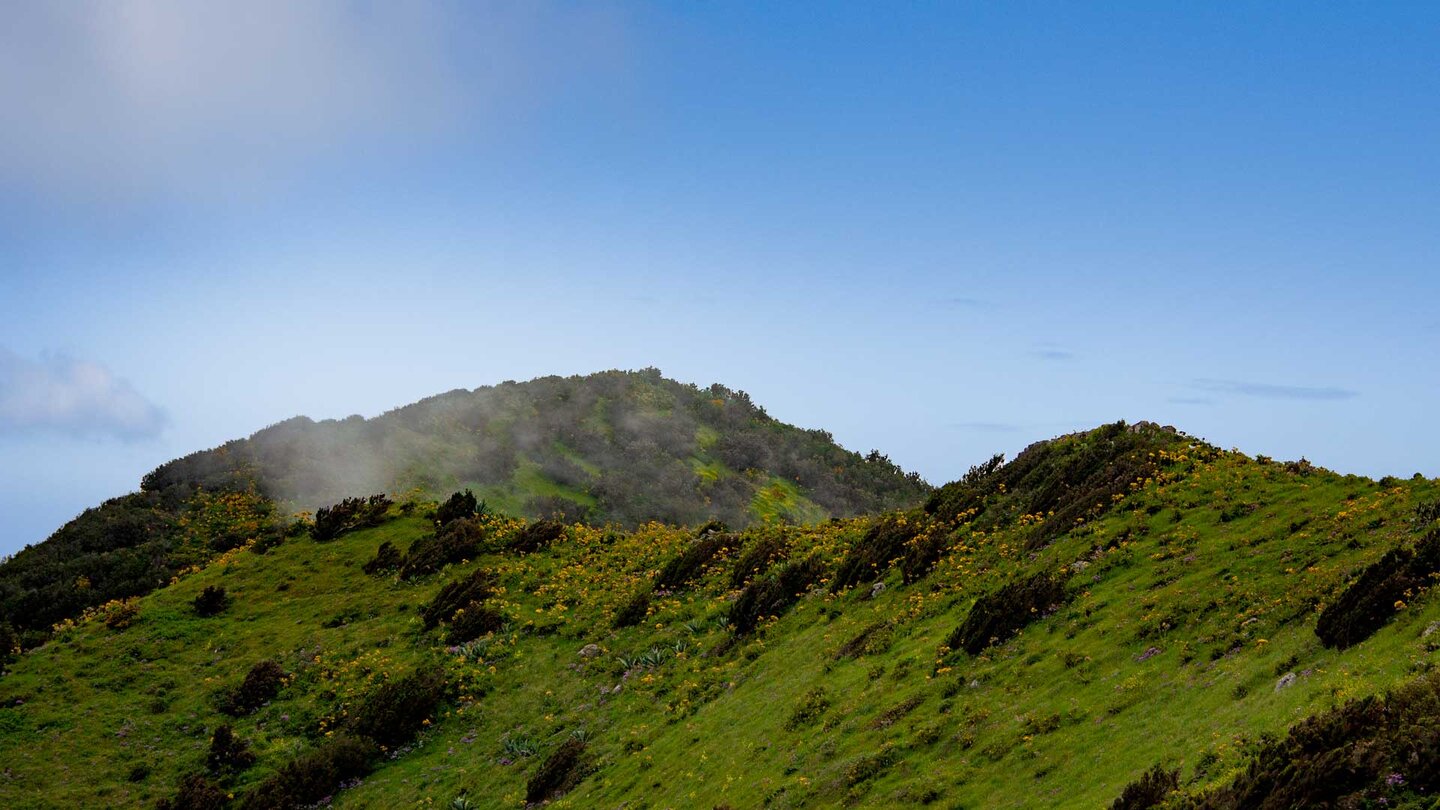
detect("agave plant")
(451, 796), (478, 810)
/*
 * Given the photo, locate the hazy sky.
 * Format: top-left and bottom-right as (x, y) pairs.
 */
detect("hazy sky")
(2, 2), (1437, 555)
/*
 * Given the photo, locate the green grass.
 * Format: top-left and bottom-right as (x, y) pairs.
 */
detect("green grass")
(2, 437), (1438, 808)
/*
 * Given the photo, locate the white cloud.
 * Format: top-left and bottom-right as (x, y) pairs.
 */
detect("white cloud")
(0, 1), (628, 203)
(0, 349), (166, 439)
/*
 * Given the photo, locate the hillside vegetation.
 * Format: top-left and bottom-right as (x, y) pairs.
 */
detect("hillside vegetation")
(0, 370), (927, 644)
(3, 421), (1439, 808)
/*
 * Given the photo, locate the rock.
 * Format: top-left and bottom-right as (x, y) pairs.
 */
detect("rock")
(1276, 672), (1297, 691)
(869, 581), (887, 599)
(1423, 621), (1440, 639)
(1135, 646), (1162, 662)
(1070, 560), (1089, 572)
(578, 643), (601, 658)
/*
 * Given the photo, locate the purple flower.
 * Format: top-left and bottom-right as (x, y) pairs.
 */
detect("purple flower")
(1387, 773), (1406, 787)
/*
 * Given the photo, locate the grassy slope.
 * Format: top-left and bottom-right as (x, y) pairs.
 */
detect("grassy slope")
(2, 439), (1438, 809)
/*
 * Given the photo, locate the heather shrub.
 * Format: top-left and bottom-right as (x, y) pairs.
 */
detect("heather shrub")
(346, 665), (448, 747)
(361, 541), (403, 575)
(947, 571), (1069, 655)
(510, 520), (565, 553)
(220, 660), (286, 716)
(192, 585), (229, 617)
(830, 514), (922, 593)
(729, 533), (789, 588)
(525, 737), (592, 803)
(613, 588), (652, 629)
(240, 734), (376, 810)
(421, 569), (496, 629)
(900, 529), (950, 585)
(102, 598), (141, 630)
(400, 518), (489, 580)
(843, 743), (899, 787)
(655, 533), (740, 592)
(207, 723), (255, 772)
(312, 494), (392, 541)
(446, 604), (507, 645)
(835, 620), (894, 659)
(1316, 529), (1440, 649)
(435, 489), (480, 528)
(1111, 765), (1178, 809)
(784, 686), (831, 730)
(730, 553), (827, 635)
(156, 773), (228, 810)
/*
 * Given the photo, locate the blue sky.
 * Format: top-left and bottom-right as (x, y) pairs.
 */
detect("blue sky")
(2, 2), (1437, 555)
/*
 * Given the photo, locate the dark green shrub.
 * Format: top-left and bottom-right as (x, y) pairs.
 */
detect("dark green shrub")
(361, 541), (403, 575)
(900, 529), (950, 585)
(525, 737), (592, 803)
(219, 660), (286, 716)
(157, 773), (229, 810)
(435, 489), (480, 527)
(836, 620), (894, 659)
(192, 586), (229, 617)
(510, 520), (565, 553)
(784, 686), (831, 730)
(729, 533), (789, 589)
(947, 571), (1069, 655)
(1316, 530), (1440, 649)
(1111, 765), (1178, 809)
(311, 494), (392, 541)
(421, 569), (496, 629)
(239, 734), (376, 810)
(346, 665), (448, 747)
(730, 553), (827, 635)
(400, 518), (489, 580)
(613, 588), (653, 629)
(843, 743), (899, 787)
(446, 604), (507, 644)
(655, 533), (740, 592)
(830, 515), (922, 593)
(207, 724), (255, 772)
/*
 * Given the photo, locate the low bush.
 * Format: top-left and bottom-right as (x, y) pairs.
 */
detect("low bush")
(102, 598), (141, 630)
(510, 520), (565, 554)
(435, 489), (480, 528)
(207, 723), (256, 772)
(830, 515), (922, 593)
(613, 588), (653, 629)
(421, 569), (496, 629)
(346, 665), (448, 747)
(784, 686), (831, 731)
(729, 534), (789, 589)
(900, 529), (950, 585)
(1111, 765), (1179, 809)
(192, 586), (229, 617)
(655, 533), (740, 592)
(239, 734), (376, 810)
(1316, 529), (1440, 649)
(525, 737), (592, 804)
(835, 620), (894, 659)
(947, 571), (1069, 655)
(400, 518), (489, 580)
(730, 553), (827, 635)
(361, 541), (403, 575)
(157, 773), (229, 810)
(447, 604), (507, 645)
(219, 660), (286, 716)
(312, 494), (392, 542)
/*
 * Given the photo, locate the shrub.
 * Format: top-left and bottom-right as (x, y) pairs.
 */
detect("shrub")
(361, 541), (403, 575)
(730, 553), (827, 635)
(1316, 530), (1440, 649)
(422, 569), (496, 629)
(835, 620), (894, 659)
(613, 588), (653, 629)
(192, 586), (229, 617)
(103, 598), (141, 630)
(655, 533), (740, 592)
(784, 686), (831, 731)
(830, 515), (922, 593)
(446, 604), (507, 645)
(207, 724), (256, 772)
(312, 494), (392, 542)
(510, 520), (565, 554)
(240, 734), (376, 810)
(843, 743), (899, 787)
(525, 737), (592, 804)
(1111, 765), (1179, 809)
(400, 518), (489, 580)
(900, 529), (950, 585)
(729, 533), (789, 589)
(157, 773), (229, 810)
(220, 660), (286, 716)
(435, 489), (480, 527)
(347, 665), (448, 747)
(947, 571), (1069, 655)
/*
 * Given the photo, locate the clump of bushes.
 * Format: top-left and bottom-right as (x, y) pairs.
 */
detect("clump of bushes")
(220, 660), (286, 716)
(843, 743), (899, 787)
(157, 773), (228, 810)
(346, 665), (448, 747)
(435, 489), (480, 527)
(900, 529), (950, 585)
(510, 520), (565, 553)
(400, 518), (489, 580)
(192, 586), (229, 617)
(835, 620), (894, 659)
(784, 686), (831, 731)
(102, 598), (141, 630)
(422, 569), (496, 629)
(830, 515), (922, 593)
(447, 604), (507, 645)
(655, 532), (740, 592)
(613, 588), (653, 629)
(729, 533), (789, 588)
(207, 723), (256, 772)
(947, 571), (1069, 655)
(312, 494), (392, 541)
(730, 553), (827, 635)
(362, 541), (403, 575)
(525, 737), (592, 804)
(1316, 529), (1440, 649)
(1111, 765), (1178, 809)
(239, 734), (375, 810)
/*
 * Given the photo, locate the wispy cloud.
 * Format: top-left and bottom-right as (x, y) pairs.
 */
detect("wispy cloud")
(949, 421), (1023, 433)
(1029, 345), (1075, 361)
(0, 349), (166, 439)
(1194, 378), (1358, 401)
(1167, 396), (1216, 406)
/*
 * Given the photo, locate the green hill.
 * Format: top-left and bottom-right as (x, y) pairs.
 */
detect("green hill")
(0, 370), (928, 642)
(3, 420), (1439, 808)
